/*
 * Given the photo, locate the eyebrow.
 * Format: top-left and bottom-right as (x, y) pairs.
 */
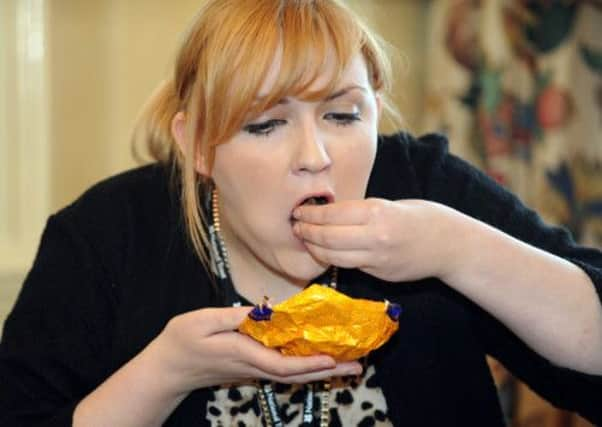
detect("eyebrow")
(255, 85), (368, 105)
(324, 85), (368, 102)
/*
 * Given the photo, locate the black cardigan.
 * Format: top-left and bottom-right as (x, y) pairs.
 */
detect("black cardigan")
(2, 132), (601, 426)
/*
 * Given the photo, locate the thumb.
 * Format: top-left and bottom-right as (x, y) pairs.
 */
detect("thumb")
(197, 306), (254, 335)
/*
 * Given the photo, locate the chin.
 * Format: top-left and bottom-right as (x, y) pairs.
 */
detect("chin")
(280, 250), (330, 283)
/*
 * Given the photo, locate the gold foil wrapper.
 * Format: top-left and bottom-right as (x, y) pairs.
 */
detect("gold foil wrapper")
(238, 284), (399, 361)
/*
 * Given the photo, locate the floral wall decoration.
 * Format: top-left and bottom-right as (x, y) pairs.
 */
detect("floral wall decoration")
(423, 0), (602, 247)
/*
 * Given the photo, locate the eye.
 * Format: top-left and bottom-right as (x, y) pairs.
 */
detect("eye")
(324, 112), (361, 126)
(243, 119), (286, 137)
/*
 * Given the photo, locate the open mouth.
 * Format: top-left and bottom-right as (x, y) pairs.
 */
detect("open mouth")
(300, 196), (329, 206)
(289, 195), (330, 224)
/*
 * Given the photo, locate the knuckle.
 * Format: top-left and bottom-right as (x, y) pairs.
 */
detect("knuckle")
(195, 307), (213, 323)
(218, 311), (234, 330)
(368, 202), (383, 218)
(375, 230), (391, 245)
(197, 309), (216, 328)
(166, 312), (189, 332)
(198, 308), (229, 334)
(166, 314), (182, 329)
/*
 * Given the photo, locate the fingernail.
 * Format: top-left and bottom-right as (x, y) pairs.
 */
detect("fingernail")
(293, 222), (301, 234)
(293, 208), (301, 219)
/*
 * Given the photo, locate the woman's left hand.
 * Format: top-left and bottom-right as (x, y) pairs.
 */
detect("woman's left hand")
(294, 198), (602, 376)
(292, 198), (460, 282)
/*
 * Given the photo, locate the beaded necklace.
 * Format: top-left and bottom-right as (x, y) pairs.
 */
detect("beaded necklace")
(209, 187), (335, 427)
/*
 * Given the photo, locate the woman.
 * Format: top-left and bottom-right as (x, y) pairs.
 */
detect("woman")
(1, 0), (601, 426)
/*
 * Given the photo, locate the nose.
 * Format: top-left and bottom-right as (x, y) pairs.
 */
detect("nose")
(292, 123), (332, 174)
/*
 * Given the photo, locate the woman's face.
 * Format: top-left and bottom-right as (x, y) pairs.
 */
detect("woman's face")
(211, 53), (381, 282)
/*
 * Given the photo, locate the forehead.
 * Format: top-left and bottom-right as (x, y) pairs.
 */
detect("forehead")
(257, 49), (371, 99)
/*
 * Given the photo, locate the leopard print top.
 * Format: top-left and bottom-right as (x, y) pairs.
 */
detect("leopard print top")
(205, 364), (392, 426)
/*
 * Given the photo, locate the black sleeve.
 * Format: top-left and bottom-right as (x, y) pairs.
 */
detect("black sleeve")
(406, 132), (602, 423)
(0, 215), (116, 426)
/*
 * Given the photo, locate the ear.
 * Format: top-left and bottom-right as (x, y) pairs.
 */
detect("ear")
(375, 92), (383, 120)
(171, 111), (210, 176)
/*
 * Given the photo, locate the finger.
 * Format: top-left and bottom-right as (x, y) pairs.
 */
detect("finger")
(196, 306), (254, 335)
(303, 242), (372, 269)
(293, 222), (371, 250)
(248, 361), (363, 384)
(293, 200), (372, 225)
(241, 337), (338, 376)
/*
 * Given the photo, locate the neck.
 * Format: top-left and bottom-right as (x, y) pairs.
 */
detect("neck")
(221, 226), (307, 304)
(209, 187), (327, 304)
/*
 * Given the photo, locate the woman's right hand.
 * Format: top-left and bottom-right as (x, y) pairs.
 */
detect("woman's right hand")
(147, 306), (363, 396)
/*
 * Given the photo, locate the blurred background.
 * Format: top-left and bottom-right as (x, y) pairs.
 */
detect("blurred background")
(0, 0), (600, 425)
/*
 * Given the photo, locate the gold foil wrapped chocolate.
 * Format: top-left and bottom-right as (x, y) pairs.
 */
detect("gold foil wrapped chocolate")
(238, 284), (401, 361)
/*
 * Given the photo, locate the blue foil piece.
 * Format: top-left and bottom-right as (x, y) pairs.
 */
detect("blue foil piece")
(249, 304), (273, 321)
(386, 302), (402, 321)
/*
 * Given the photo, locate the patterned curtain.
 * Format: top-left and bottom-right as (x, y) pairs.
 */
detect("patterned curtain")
(421, 1), (602, 425)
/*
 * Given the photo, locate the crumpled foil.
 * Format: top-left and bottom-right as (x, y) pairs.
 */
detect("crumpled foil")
(238, 284), (400, 361)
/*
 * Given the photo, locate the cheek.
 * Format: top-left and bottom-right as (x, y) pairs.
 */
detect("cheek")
(332, 132), (377, 195)
(212, 145), (288, 240)
(213, 145), (282, 202)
